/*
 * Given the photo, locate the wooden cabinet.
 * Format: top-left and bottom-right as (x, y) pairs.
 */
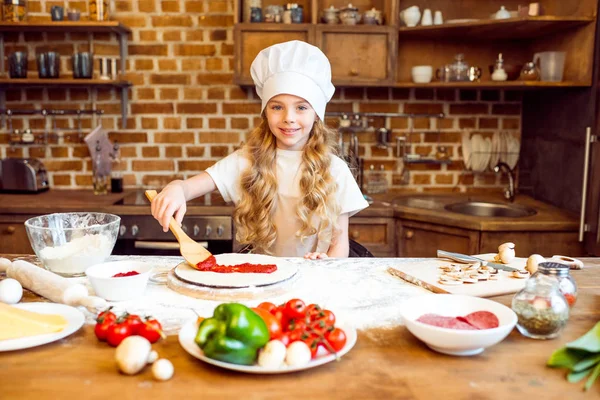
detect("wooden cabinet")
(234, 0), (599, 89)
(349, 217), (396, 257)
(315, 25), (395, 84)
(234, 24), (314, 85)
(397, 220), (479, 257)
(0, 222), (31, 254)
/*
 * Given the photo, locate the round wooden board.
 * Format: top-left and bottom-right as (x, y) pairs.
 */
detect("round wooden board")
(166, 267), (299, 301)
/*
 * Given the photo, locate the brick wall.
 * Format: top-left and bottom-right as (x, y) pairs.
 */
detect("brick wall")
(0, 0), (521, 194)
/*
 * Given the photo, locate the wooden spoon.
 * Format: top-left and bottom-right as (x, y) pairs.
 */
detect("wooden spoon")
(145, 190), (212, 267)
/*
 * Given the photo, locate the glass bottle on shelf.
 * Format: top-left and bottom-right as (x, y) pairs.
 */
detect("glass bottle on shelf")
(93, 140), (109, 195)
(110, 141), (123, 193)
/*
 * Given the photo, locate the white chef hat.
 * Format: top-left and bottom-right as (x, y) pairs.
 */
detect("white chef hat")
(250, 40), (335, 121)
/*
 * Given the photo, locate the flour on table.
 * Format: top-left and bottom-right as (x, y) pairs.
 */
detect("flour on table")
(72, 256), (431, 334)
(39, 234), (112, 274)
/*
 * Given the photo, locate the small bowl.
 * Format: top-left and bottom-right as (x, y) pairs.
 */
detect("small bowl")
(488, 64), (523, 81)
(400, 294), (517, 356)
(85, 261), (153, 301)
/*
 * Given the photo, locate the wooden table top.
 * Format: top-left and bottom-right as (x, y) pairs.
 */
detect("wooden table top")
(2, 258), (599, 399)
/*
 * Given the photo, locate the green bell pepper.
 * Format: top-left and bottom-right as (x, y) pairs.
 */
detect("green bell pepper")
(195, 303), (270, 365)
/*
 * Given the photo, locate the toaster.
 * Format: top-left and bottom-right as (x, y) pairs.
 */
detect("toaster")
(0, 158), (49, 193)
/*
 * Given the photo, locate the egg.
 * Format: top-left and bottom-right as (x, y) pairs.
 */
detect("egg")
(0, 279), (23, 304)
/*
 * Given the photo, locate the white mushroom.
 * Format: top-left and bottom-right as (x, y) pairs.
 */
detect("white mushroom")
(497, 242), (516, 264)
(285, 341), (312, 367)
(115, 336), (155, 375)
(152, 359), (174, 381)
(498, 242), (515, 252)
(258, 340), (287, 368)
(526, 254), (545, 274)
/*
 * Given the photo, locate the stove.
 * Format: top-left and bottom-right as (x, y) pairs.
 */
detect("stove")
(112, 190), (234, 256)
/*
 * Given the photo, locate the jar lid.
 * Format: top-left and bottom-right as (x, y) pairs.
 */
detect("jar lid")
(4, 0), (26, 5)
(538, 262), (570, 277)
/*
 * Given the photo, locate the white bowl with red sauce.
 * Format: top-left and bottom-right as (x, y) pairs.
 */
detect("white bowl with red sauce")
(85, 261), (154, 301)
(400, 294), (517, 356)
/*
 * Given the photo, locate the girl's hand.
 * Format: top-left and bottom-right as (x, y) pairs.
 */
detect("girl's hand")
(304, 252), (329, 260)
(151, 182), (187, 232)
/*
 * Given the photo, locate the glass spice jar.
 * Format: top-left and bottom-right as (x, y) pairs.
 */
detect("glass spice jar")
(3, 0), (27, 22)
(89, 0), (110, 21)
(511, 271), (569, 340)
(534, 262), (578, 308)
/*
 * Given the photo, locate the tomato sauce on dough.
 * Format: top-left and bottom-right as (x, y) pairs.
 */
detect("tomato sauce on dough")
(195, 255), (277, 273)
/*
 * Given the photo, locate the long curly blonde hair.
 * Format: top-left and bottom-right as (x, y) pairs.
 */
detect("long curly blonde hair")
(233, 116), (341, 254)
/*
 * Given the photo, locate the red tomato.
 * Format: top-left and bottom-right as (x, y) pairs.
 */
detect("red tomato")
(273, 306), (290, 330)
(124, 314), (143, 335)
(94, 318), (115, 341)
(251, 307), (282, 340)
(286, 318), (307, 334)
(305, 304), (322, 321)
(138, 318), (165, 343)
(314, 309), (336, 328)
(96, 309), (116, 324)
(302, 335), (321, 358)
(257, 302), (277, 314)
(106, 322), (133, 347)
(325, 328), (347, 352)
(284, 299), (306, 319)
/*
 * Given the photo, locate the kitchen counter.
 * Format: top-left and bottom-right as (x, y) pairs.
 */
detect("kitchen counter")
(1, 255), (599, 399)
(0, 189), (579, 232)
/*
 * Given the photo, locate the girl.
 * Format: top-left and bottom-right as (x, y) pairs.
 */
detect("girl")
(151, 40), (368, 258)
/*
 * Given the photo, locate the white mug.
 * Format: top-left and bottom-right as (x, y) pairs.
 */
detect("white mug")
(434, 11), (443, 25)
(421, 9), (433, 26)
(411, 65), (433, 83)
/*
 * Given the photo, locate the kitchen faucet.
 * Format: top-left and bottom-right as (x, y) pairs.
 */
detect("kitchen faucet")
(494, 162), (515, 202)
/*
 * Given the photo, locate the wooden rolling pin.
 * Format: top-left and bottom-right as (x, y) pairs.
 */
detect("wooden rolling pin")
(0, 258), (107, 312)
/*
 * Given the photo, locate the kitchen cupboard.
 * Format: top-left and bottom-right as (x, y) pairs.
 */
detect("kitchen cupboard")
(0, 220), (31, 254)
(396, 220), (587, 258)
(397, 220), (479, 257)
(348, 216), (396, 257)
(233, 0), (598, 88)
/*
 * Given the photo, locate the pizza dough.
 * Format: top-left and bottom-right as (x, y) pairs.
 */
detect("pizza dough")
(174, 253), (299, 288)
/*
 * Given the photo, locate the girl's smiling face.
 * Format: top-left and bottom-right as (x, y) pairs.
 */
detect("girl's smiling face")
(265, 94), (317, 151)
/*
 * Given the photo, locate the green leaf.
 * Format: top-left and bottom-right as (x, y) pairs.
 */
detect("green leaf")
(573, 354), (600, 372)
(567, 368), (592, 383)
(584, 361), (600, 391)
(547, 347), (589, 369)
(567, 322), (600, 353)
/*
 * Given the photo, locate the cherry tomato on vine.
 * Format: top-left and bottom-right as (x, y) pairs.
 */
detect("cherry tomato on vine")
(138, 318), (165, 343)
(106, 322), (133, 347)
(257, 302), (277, 314)
(284, 299), (306, 320)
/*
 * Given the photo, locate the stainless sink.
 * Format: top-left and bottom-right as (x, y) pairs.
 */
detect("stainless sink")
(444, 202), (537, 218)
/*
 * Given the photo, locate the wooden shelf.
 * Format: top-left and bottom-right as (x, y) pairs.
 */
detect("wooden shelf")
(0, 21), (131, 35)
(236, 22), (312, 31)
(392, 81), (588, 89)
(0, 78), (132, 88)
(398, 16), (594, 39)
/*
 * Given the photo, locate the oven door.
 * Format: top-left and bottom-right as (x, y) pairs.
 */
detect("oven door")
(112, 238), (233, 256)
(113, 215), (234, 256)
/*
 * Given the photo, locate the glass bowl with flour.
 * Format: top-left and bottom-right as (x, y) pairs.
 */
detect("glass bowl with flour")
(25, 212), (120, 277)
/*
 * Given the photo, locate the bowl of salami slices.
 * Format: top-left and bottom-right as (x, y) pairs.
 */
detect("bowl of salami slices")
(400, 294), (517, 356)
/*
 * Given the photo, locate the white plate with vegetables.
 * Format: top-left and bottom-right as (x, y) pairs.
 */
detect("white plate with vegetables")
(178, 319), (357, 374)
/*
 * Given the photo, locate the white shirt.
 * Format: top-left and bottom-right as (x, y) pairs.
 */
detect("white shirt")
(205, 149), (369, 257)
